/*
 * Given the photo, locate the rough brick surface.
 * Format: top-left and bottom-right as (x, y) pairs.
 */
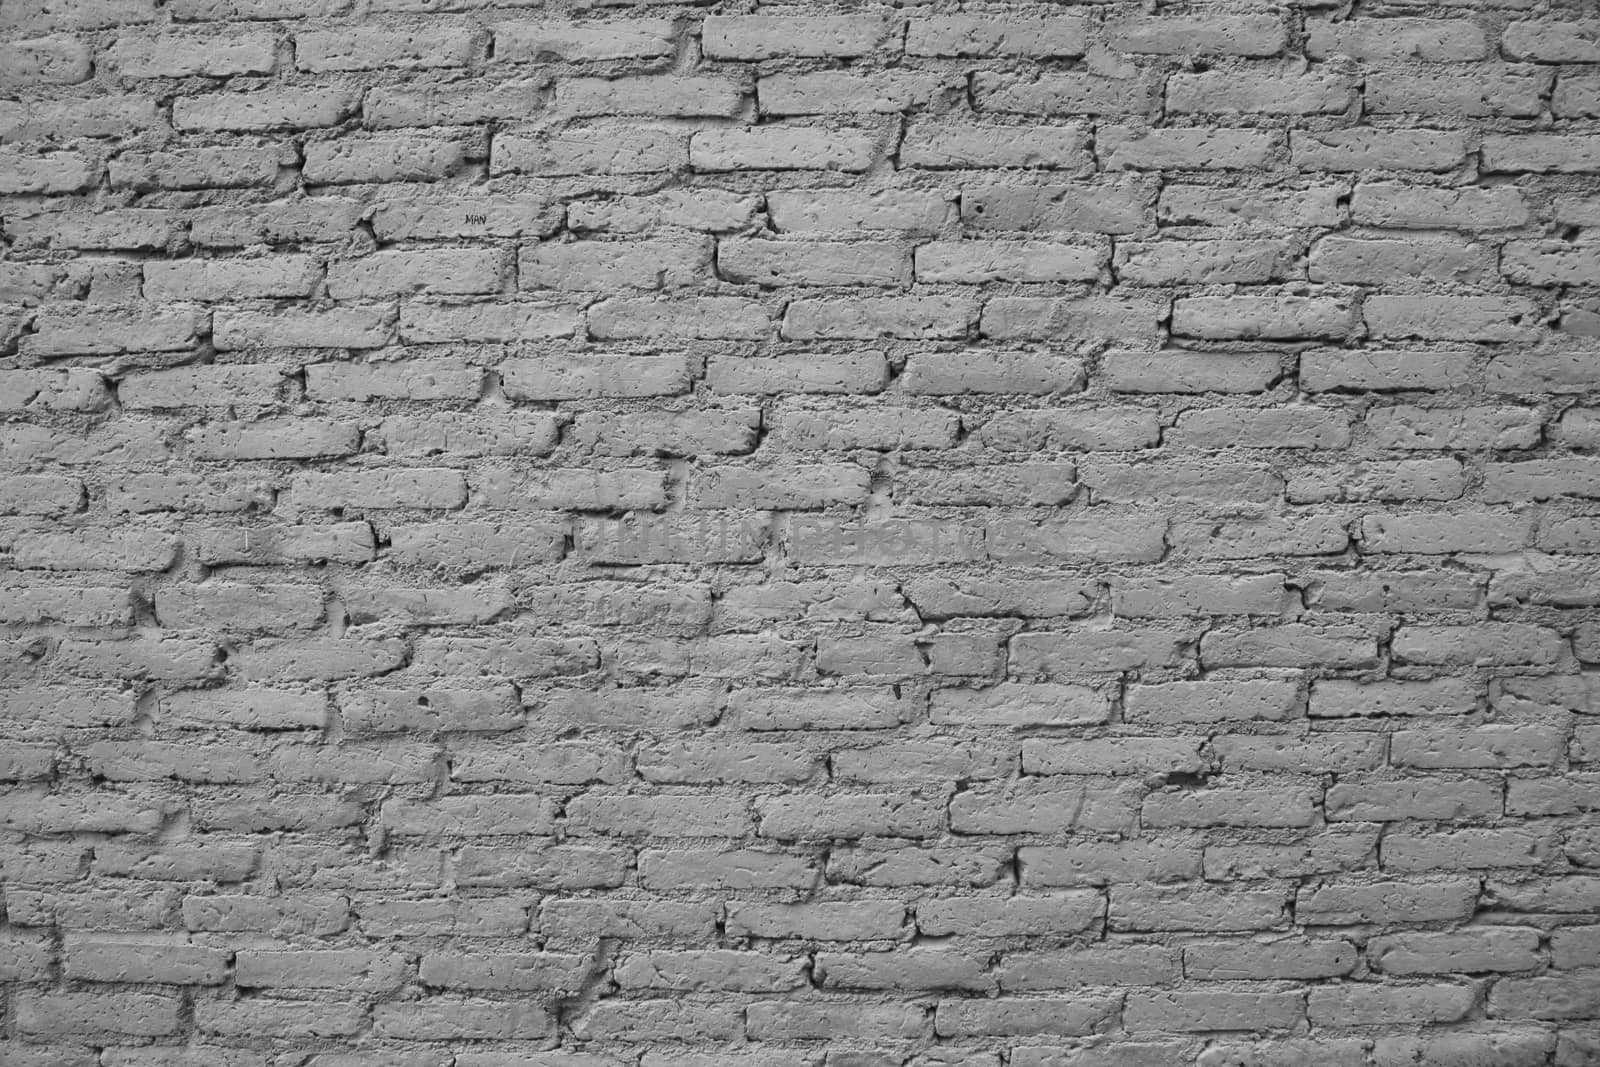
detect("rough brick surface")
(1, 0), (1599, 1062)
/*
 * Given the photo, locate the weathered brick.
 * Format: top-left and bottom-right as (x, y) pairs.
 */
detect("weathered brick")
(692, 127), (875, 172)
(1110, 14), (1286, 56)
(702, 15), (895, 59)
(1168, 71), (1353, 115)
(109, 146), (277, 189)
(1310, 982), (1479, 1026)
(1307, 18), (1489, 61)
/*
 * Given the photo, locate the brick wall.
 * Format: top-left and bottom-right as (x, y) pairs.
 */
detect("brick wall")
(2, 0), (1600, 1062)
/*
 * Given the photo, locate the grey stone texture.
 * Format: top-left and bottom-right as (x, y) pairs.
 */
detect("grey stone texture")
(0, 0), (1599, 1063)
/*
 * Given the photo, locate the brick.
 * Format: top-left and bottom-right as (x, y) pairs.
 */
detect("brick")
(1143, 786), (1318, 828)
(197, 998), (366, 1039)
(1109, 15), (1286, 56)
(727, 900), (905, 940)
(105, 30), (276, 76)
(1326, 779), (1502, 822)
(1353, 183), (1530, 230)
(26, 304), (204, 356)
(1393, 623), (1565, 666)
(1159, 182), (1343, 228)
(833, 848), (1007, 889)
(721, 239), (912, 287)
(1111, 884), (1289, 932)
(17, 993), (182, 1040)
(1001, 945), (1177, 990)
(1368, 404), (1541, 450)
(0, 35), (91, 86)
(908, 16), (1085, 56)
(373, 79), (543, 130)
(2, 0), (157, 29)
(236, 949), (406, 990)
(308, 359), (480, 400)
(1491, 974), (1600, 1020)
(1304, 348), (1478, 392)
(1368, 71), (1546, 118)
(1115, 239), (1298, 285)
(304, 136), (468, 183)
(935, 997), (1119, 1038)
(767, 189), (949, 233)
(963, 180), (1152, 234)
(1556, 77), (1600, 118)
(980, 295), (1163, 341)
(902, 123), (1089, 170)
(916, 240), (1101, 283)
(950, 779), (1140, 834)
(1186, 940), (1356, 980)
(1365, 296), (1541, 341)
(1311, 235), (1495, 284)
(1293, 129), (1467, 172)
(1370, 928), (1541, 975)
(1311, 679), (1478, 719)
(1100, 127), (1279, 170)
(1169, 406), (1350, 448)
(1502, 21), (1600, 62)
(1081, 456), (1281, 504)
(621, 950), (807, 992)
(1215, 733), (1384, 774)
(787, 296), (972, 340)
(0, 148), (99, 193)
(902, 351), (1085, 395)
(693, 127), (875, 172)
(14, 527), (178, 572)
(1309, 982), (1478, 1026)
(570, 189), (758, 233)
(7, 208), (177, 251)
(1392, 726), (1565, 769)
(1307, 571), (1482, 613)
(976, 73), (1151, 116)
(760, 71), (955, 116)
(1125, 988), (1304, 1032)
(988, 514), (1166, 563)
(191, 198), (362, 245)
(1307, 18), (1489, 61)
(1299, 878), (1480, 925)
(918, 893), (1102, 936)
(1487, 877), (1600, 914)
(1484, 135), (1600, 173)
(1173, 295), (1355, 340)
(374, 194), (560, 241)
(296, 26), (472, 70)
(175, 87), (356, 131)
(493, 19), (676, 61)
(214, 305), (393, 350)
(1383, 827), (1555, 872)
(1127, 678), (1302, 725)
(702, 15), (894, 59)
(326, 248), (506, 298)
(1361, 511), (1532, 554)
(495, 123), (687, 175)
(521, 237), (712, 290)
(109, 146), (277, 189)
(144, 255), (320, 301)
(1289, 458), (1465, 504)
(590, 296), (769, 340)
(1167, 71), (1353, 115)
(558, 76), (743, 118)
